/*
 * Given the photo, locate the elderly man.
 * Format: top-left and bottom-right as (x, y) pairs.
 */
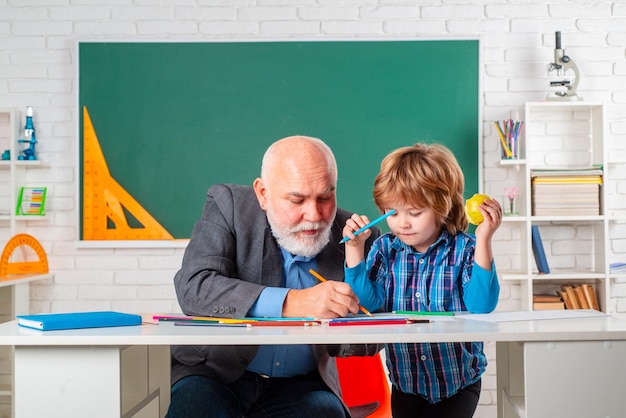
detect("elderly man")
(167, 135), (381, 418)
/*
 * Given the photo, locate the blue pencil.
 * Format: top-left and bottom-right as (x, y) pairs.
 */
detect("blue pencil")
(339, 209), (396, 244)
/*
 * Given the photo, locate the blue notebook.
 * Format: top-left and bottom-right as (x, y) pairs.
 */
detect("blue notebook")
(531, 225), (550, 274)
(17, 311), (142, 331)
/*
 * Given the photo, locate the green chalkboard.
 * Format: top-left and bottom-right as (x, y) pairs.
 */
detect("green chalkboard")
(79, 40), (479, 240)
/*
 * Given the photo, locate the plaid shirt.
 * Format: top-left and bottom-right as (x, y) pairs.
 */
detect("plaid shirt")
(345, 230), (499, 403)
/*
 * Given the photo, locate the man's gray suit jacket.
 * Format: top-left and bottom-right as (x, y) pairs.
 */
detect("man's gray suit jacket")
(171, 184), (381, 412)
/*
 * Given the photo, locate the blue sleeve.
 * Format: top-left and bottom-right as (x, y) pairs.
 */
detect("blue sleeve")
(344, 260), (385, 312)
(247, 287), (290, 318)
(463, 260), (500, 313)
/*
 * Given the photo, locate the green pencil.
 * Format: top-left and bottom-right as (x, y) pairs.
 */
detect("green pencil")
(393, 310), (455, 316)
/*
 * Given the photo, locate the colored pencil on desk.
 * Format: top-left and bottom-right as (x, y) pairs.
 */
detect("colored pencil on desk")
(393, 310), (455, 316)
(154, 315), (319, 325)
(173, 320), (321, 327)
(308, 269), (373, 317)
(174, 321), (249, 327)
(154, 315), (254, 324)
(328, 318), (428, 326)
(153, 315), (221, 323)
(248, 320), (321, 327)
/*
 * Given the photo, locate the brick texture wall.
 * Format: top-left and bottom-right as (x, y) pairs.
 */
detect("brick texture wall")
(2, 2), (626, 417)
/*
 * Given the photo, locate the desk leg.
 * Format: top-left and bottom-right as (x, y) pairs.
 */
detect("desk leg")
(496, 342), (524, 418)
(15, 345), (170, 418)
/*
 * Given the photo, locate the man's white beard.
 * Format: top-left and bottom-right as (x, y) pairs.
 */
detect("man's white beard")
(266, 212), (333, 257)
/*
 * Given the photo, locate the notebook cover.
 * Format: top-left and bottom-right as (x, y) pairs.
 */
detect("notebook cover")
(17, 311), (142, 331)
(531, 225), (550, 274)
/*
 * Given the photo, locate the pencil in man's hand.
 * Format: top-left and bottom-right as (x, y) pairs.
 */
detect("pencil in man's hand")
(308, 269), (373, 317)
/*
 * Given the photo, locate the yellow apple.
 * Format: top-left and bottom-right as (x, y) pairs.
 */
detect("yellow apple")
(465, 193), (490, 225)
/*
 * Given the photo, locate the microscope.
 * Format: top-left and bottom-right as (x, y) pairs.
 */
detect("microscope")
(18, 106), (38, 160)
(548, 31), (581, 101)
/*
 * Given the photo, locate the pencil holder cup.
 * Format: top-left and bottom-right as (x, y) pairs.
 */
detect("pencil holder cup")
(495, 120), (523, 160)
(500, 142), (520, 160)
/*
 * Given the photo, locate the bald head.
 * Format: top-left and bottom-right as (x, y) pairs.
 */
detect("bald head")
(260, 135), (337, 184)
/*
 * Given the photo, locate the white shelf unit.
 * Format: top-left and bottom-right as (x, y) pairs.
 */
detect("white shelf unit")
(0, 109), (48, 234)
(498, 101), (617, 313)
(0, 108), (52, 418)
(0, 108), (49, 240)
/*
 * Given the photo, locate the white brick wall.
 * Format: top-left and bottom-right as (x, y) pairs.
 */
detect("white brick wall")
(1, 2), (625, 417)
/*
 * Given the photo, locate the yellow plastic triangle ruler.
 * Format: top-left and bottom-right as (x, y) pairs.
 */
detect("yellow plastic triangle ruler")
(82, 106), (174, 240)
(0, 233), (49, 278)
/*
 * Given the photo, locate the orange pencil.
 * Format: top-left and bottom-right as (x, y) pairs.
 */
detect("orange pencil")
(308, 269), (373, 317)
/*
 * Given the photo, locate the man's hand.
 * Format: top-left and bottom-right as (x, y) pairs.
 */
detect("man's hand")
(283, 281), (360, 318)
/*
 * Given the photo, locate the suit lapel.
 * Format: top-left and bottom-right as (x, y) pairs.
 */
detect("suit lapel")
(261, 226), (284, 287)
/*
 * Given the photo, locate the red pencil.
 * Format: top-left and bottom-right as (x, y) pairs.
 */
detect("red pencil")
(249, 320), (321, 327)
(328, 319), (413, 326)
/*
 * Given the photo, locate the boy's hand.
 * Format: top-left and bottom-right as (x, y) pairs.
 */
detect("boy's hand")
(473, 198), (502, 271)
(343, 214), (371, 246)
(343, 214), (370, 268)
(475, 198), (502, 239)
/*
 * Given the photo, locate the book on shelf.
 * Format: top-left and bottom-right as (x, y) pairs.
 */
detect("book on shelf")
(557, 284), (600, 311)
(530, 166), (603, 177)
(531, 225), (550, 274)
(533, 301), (566, 310)
(532, 176), (602, 184)
(558, 288), (572, 309)
(16, 311), (142, 331)
(574, 286), (590, 309)
(532, 294), (565, 311)
(610, 262), (626, 273)
(532, 294), (562, 303)
(581, 283), (600, 311)
(530, 167), (602, 216)
(560, 285), (579, 309)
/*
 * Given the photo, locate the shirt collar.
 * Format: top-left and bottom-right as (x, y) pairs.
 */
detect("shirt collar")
(280, 247), (314, 263)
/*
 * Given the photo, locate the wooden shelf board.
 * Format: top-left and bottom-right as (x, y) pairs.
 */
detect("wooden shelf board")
(531, 271), (605, 281)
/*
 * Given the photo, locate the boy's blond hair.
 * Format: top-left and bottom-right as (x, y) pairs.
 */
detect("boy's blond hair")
(373, 143), (468, 235)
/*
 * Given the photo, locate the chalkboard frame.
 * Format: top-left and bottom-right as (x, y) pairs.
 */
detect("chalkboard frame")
(78, 39), (481, 243)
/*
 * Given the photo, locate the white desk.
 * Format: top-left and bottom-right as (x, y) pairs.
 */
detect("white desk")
(1, 312), (625, 418)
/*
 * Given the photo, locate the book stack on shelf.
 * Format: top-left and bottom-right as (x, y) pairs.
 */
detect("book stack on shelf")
(533, 284), (600, 311)
(609, 263), (626, 274)
(558, 284), (600, 311)
(531, 166), (603, 216)
(532, 294), (565, 310)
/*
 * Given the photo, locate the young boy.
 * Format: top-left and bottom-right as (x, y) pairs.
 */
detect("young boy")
(343, 143), (502, 418)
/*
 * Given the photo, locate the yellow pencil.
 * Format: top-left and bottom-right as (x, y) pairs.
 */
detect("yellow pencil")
(495, 122), (513, 158)
(308, 269), (373, 317)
